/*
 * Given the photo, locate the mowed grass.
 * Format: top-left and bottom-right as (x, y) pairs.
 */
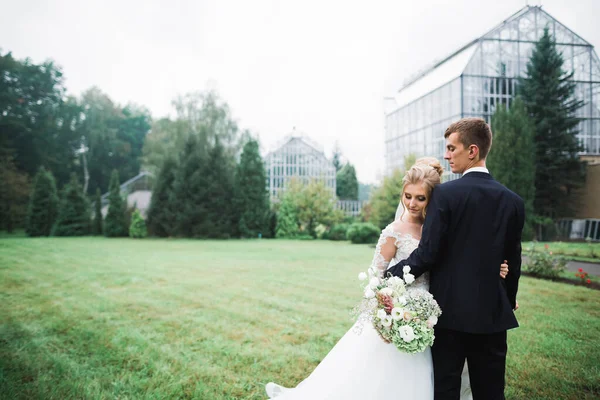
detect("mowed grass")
(523, 241), (600, 263)
(0, 237), (599, 399)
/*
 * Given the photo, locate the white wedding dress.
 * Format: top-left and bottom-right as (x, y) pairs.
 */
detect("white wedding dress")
(266, 224), (473, 400)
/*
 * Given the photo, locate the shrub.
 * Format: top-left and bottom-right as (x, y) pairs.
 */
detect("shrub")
(129, 210), (147, 239)
(347, 222), (380, 244)
(328, 223), (349, 241)
(575, 268), (591, 285)
(315, 224), (328, 239)
(523, 243), (567, 279)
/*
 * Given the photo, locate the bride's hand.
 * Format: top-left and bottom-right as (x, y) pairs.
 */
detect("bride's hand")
(500, 260), (509, 279)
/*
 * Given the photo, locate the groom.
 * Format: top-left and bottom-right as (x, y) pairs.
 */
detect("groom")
(387, 118), (524, 400)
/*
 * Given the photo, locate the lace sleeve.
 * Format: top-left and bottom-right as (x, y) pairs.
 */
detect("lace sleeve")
(370, 226), (402, 273)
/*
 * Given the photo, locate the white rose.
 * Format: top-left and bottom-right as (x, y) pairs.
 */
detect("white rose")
(387, 276), (403, 288)
(399, 325), (415, 342)
(369, 277), (380, 289)
(381, 315), (393, 327)
(358, 272), (367, 281)
(404, 273), (415, 285)
(403, 266), (411, 274)
(380, 287), (393, 296)
(377, 309), (387, 320)
(364, 288), (375, 299)
(396, 296), (407, 306)
(391, 307), (404, 320)
(427, 315), (438, 328)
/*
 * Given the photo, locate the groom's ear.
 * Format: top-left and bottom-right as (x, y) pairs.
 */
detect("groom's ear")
(468, 145), (480, 160)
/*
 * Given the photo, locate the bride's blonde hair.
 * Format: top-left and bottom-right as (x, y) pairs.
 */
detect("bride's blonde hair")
(400, 157), (444, 220)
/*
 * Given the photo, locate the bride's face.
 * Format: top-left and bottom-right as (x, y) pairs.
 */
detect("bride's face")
(402, 183), (429, 221)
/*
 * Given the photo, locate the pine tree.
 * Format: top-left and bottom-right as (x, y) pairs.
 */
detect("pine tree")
(52, 173), (90, 236)
(336, 163), (359, 200)
(520, 27), (585, 220)
(203, 139), (236, 238)
(129, 209), (147, 238)
(26, 167), (59, 236)
(172, 134), (210, 237)
(235, 139), (270, 237)
(488, 97), (536, 240)
(147, 156), (178, 237)
(92, 188), (103, 235)
(104, 170), (128, 237)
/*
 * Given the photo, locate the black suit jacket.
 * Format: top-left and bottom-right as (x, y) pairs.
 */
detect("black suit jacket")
(387, 172), (525, 334)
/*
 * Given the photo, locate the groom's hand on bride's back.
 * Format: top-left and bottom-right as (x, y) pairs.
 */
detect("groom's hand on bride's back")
(499, 260), (519, 311)
(500, 260), (509, 279)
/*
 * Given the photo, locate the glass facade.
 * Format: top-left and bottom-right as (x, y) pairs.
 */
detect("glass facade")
(385, 6), (600, 180)
(265, 136), (336, 199)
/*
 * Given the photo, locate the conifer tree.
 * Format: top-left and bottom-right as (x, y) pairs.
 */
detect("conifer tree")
(26, 167), (59, 236)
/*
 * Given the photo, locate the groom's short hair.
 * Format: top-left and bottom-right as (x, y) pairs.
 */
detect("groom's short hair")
(444, 118), (493, 159)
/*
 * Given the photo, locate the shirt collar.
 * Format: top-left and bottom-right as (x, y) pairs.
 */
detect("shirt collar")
(463, 166), (489, 176)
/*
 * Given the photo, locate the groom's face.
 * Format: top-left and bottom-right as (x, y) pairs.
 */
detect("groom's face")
(444, 132), (470, 174)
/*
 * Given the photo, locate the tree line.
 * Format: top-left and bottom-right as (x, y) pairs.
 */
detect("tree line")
(4, 27), (581, 241)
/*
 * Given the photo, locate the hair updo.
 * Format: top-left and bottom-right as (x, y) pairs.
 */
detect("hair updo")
(413, 157), (444, 178)
(400, 157), (444, 220)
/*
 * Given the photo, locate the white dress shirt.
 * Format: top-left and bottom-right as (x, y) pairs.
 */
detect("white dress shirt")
(463, 166), (489, 175)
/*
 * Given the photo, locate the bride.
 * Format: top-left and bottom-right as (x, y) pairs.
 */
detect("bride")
(265, 158), (510, 400)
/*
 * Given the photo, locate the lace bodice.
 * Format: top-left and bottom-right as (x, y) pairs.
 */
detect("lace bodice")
(370, 224), (429, 291)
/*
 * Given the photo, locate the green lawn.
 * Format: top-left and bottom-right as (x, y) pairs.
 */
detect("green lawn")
(523, 241), (600, 263)
(1, 237), (599, 399)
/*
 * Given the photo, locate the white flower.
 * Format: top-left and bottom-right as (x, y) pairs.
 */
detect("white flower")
(427, 315), (438, 328)
(364, 288), (375, 299)
(391, 307), (404, 320)
(387, 276), (403, 288)
(404, 273), (415, 285)
(358, 272), (367, 281)
(377, 309), (387, 320)
(380, 287), (393, 296)
(381, 315), (393, 327)
(369, 277), (380, 289)
(399, 325), (415, 342)
(396, 296), (407, 306)
(403, 266), (411, 274)
(403, 311), (413, 322)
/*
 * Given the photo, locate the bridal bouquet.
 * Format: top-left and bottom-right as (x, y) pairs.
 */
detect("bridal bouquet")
(354, 266), (442, 354)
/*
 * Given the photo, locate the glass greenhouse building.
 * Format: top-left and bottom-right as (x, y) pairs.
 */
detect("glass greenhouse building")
(385, 5), (600, 181)
(265, 133), (336, 199)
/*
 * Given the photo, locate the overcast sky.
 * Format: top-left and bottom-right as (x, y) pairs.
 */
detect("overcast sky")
(2, 0), (599, 183)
